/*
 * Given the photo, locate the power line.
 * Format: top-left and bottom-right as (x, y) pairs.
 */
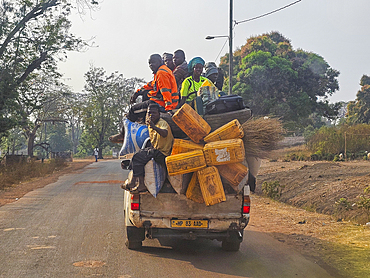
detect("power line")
(214, 0), (302, 61)
(215, 38), (229, 61)
(235, 0), (302, 25)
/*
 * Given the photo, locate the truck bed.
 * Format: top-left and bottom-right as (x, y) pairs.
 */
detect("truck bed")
(140, 193), (243, 219)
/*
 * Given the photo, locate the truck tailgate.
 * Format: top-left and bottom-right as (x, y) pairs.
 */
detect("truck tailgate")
(140, 193), (242, 219)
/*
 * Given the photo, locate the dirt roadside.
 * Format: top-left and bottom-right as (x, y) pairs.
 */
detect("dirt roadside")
(0, 159), (94, 207)
(255, 159), (370, 278)
(1, 158), (369, 277)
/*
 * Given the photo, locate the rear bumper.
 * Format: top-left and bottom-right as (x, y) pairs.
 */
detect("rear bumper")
(149, 227), (244, 241)
(128, 210), (249, 231)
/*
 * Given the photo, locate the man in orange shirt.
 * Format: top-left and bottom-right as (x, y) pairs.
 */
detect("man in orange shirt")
(128, 54), (179, 122)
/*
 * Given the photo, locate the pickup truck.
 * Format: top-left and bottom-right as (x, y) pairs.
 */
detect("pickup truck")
(119, 108), (256, 251)
(123, 179), (251, 251)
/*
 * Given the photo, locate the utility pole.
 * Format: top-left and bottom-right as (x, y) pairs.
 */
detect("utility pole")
(229, 0), (233, 95)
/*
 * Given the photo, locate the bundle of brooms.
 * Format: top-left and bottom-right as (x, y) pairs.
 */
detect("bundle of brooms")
(242, 117), (284, 158)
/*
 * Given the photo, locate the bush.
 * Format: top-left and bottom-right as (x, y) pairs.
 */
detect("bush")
(262, 180), (284, 200)
(308, 124), (370, 158)
(335, 197), (353, 220)
(356, 187), (370, 221)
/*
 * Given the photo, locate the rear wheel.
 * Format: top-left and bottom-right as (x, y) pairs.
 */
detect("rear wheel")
(126, 226), (145, 250)
(221, 240), (241, 251)
(125, 239), (142, 250)
(221, 230), (243, 251)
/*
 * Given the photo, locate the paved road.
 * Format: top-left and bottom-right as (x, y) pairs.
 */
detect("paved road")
(0, 160), (334, 278)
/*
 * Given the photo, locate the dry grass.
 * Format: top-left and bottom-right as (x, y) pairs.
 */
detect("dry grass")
(0, 159), (67, 190)
(242, 117), (285, 158)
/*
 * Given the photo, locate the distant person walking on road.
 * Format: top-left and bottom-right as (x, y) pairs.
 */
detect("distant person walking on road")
(94, 147), (99, 162)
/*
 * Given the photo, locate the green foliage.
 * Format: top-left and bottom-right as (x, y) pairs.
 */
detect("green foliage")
(356, 187), (370, 220)
(335, 197), (353, 220)
(335, 198), (352, 211)
(262, 180), (284, 200)
(220, 31), (340, 130)
(303, 125), (315, 142)
(48, 123), (72, 152)
(347, 75), (370, 124)
(0, 127), (27, 155)
(307, 123), (370, 159)
(307, 126), (343, 155)
(284, 152), (309, 161)
(77, 66), (144, 157)
(0, 0), (88, 139)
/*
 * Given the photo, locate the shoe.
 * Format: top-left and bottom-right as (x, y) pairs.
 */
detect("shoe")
(129, 176), (147, 193)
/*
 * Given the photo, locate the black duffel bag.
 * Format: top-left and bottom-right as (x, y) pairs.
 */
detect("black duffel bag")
(205, 94), (245, 115)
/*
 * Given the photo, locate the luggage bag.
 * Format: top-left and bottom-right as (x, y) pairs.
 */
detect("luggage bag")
(205, 95), (245, 115)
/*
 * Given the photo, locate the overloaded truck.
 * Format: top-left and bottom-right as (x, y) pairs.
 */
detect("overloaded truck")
(116, 97), (263, 251)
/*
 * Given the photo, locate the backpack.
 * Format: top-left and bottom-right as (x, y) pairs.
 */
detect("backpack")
(205, 94), (245, 115)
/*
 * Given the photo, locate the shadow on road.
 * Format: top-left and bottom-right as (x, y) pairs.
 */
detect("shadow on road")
(130, 230), (338, 278)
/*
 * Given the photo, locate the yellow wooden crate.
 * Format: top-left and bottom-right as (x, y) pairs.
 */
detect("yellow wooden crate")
(166, 150), (206, 176)
(172, 103), (211, 143)
(185, 172), (204, 203)
(197, 166), (226, 206)
(171, 139), (204, 155)
(203, 139), (245, 166)
(204, 119), (244, 143)
(217, 163), (248, 190)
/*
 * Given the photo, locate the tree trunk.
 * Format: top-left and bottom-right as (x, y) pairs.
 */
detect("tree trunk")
(25, 123), (40, 158)
(98, 148), (103, 159)
(27, 132), (36, 157)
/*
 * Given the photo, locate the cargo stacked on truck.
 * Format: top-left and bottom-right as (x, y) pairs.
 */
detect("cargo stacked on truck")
(116, 95), (262, 251)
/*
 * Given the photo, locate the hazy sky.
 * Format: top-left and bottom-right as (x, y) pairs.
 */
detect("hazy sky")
(58, 0), (370, 103)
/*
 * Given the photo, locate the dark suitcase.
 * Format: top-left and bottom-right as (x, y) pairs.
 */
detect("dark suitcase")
(205, 95), (245, 115)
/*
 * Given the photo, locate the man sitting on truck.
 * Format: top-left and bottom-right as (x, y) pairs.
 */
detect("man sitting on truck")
(172, 49), (188, 90)
(122, 103), (174, 192)
(128, 54), (179, 122)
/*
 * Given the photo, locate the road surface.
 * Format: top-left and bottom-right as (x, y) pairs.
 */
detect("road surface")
(0, 160), (334, 278)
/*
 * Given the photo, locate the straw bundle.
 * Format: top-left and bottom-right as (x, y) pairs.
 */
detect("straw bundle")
(242, 117), (284, 158)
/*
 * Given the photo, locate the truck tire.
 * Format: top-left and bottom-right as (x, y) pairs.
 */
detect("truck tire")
(126, 226), (145, 250)
(221, 230), (242, 251)
(125, 239), (142, 250)
(221, 240), (241, 251)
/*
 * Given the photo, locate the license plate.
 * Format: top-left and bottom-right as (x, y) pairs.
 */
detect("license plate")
(170, 219), (208, 228)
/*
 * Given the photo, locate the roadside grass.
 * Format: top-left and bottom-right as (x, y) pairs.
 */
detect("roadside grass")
(318, 224), (370, 278)
(254, 195), (370, 278)
(0, 158), (68, 190)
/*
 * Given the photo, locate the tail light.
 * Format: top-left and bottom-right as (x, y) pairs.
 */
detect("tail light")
(243, 196), (250, 214)
(130, 194), (140, 211)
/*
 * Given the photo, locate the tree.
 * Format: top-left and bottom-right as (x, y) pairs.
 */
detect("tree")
(16, 71), (70, 157)
(63, 92), (85, 154)
(0, 127), (27, 155)
(79, 66), (144, 158)
(220, 32), (341, 129)
(0, 0), (94, 138)
(347, 75), (370, 124)
(48, 122), (72, 152)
